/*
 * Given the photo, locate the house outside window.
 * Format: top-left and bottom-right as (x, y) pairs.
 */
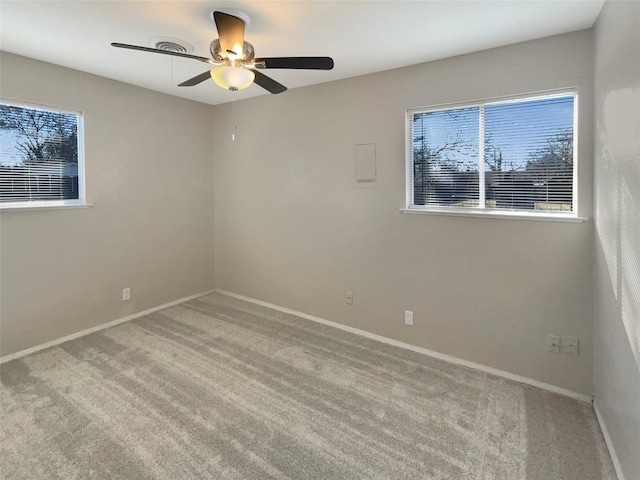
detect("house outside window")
(406, 91), (578, 219)
(0, 100), (85, 208)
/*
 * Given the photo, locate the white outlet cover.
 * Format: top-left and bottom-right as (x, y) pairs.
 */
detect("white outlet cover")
(563, 336), (579, 355)
(547, 334), (561, 353)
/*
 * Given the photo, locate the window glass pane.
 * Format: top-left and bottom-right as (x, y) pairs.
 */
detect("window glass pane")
(408, 92), (576, 217)
(412, 107), (479, 207)
(0, 102), (80, 203)
(484, 96), (574, 212)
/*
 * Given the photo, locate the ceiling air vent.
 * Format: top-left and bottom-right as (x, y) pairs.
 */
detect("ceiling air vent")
(149, 37), (193, 54)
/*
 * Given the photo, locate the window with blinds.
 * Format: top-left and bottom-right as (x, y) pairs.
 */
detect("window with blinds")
(0, 100), (84, 207)
(407, 92), (576, 217)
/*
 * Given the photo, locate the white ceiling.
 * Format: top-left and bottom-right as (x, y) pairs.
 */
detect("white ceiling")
(1, 1), (604, 106)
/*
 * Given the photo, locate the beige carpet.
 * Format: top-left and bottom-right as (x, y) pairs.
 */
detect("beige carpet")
(1, 292), (616, 479)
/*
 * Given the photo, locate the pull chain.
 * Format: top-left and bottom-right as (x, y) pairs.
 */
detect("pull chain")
(232, 90), (237, 141)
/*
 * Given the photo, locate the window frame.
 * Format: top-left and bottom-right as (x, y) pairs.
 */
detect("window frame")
(0, 98), (88, 211)
(403, 89), (585, 222)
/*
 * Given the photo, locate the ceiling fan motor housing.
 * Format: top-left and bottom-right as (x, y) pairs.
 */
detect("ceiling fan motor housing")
(210, 39), (255, 64)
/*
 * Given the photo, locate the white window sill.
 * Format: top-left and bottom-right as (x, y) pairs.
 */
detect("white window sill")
(0, 202), (93, 212)
(400, 207), (588, 223)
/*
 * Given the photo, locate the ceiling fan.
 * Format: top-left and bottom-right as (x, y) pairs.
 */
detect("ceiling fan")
(112, 10), (334, 94)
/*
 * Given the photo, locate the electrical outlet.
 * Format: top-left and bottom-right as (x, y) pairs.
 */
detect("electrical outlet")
(563, 336), (579, 355)
(345, 291), (353, 305)
(547, 334), (561, 353)
(122, 287), (131, 301)
(404, 310), (413, 326)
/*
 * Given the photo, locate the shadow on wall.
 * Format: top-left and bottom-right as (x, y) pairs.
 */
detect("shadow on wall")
(595, 87), (640, 371)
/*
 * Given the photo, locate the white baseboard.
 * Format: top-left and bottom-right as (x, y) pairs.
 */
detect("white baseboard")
(594, 402), (625, 480)
(0, 289), (215, 364)
(216, 289), (593, 403)
(3, 286), (594, 406)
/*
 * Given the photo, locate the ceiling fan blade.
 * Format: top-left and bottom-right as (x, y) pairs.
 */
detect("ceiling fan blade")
(178, 70), (212, 87)
(253, 70), (287, 94)
(111, 42), (215, 64)
(254, 57), (334, 70)
(213, 11), (245, 58)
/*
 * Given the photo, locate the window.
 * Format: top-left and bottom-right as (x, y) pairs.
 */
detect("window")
(406, 91), (577, 219)
(0, 100), (85, 208)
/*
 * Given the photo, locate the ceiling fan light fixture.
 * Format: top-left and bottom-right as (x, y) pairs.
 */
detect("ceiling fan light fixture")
(112, 9), (332, 95)
(210, 65), (255, 91)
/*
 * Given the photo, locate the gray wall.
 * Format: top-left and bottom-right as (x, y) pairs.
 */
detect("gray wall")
(0, 52), (216, 357)
(213, 31), (595, 395)
(593, 0), (640, 478)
